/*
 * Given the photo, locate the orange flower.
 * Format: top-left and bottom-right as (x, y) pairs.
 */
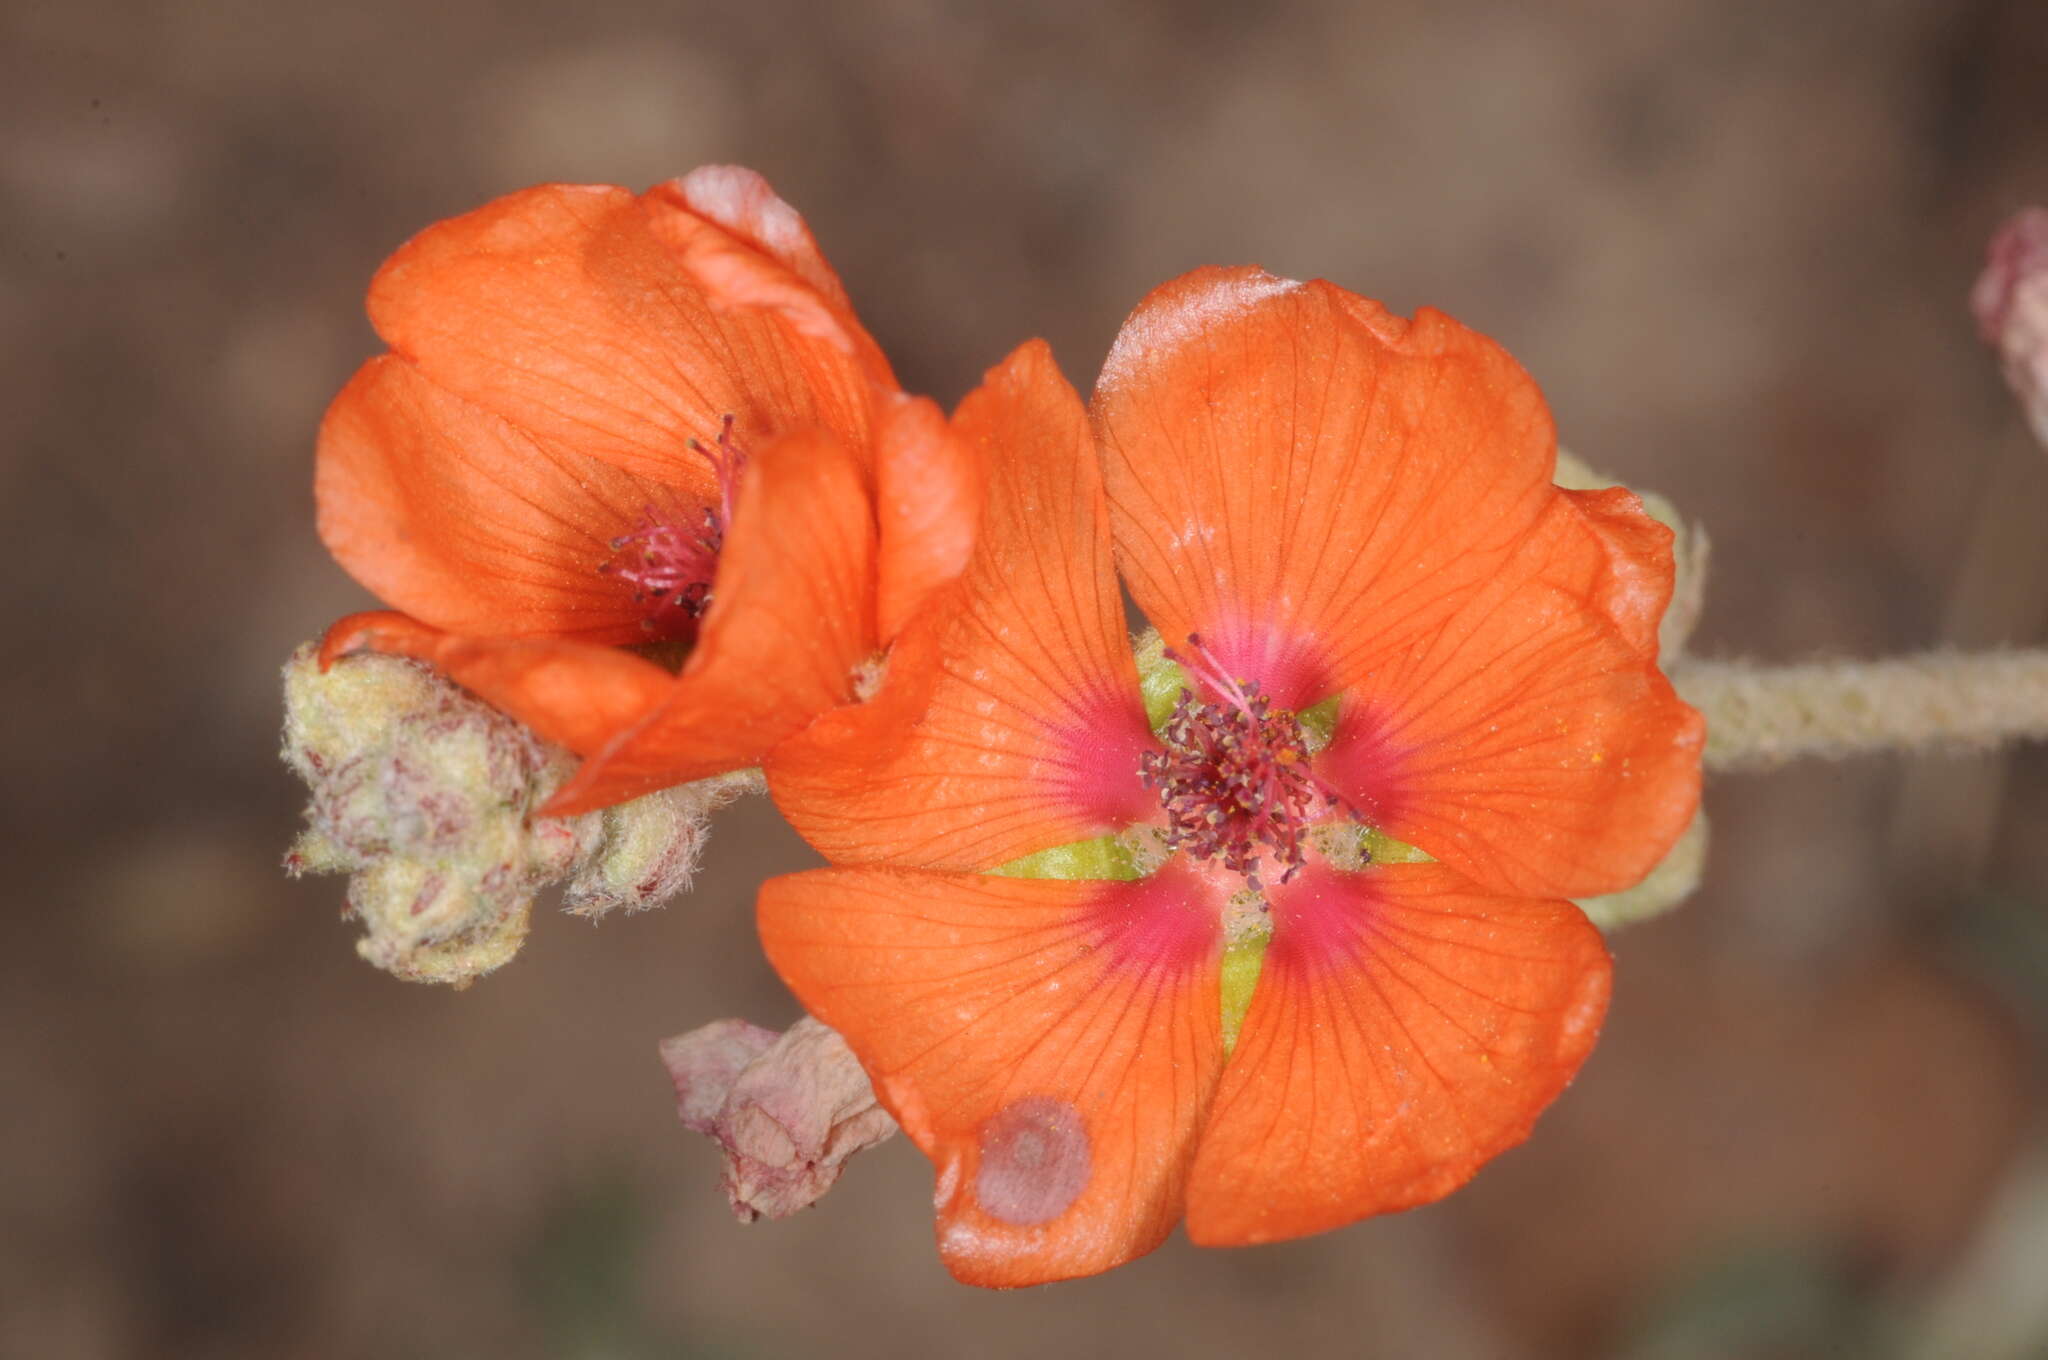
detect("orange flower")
(315, 168), (976, 814)
(758, 269), (1704, 1286)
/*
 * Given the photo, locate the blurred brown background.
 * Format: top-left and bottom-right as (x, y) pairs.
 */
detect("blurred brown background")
(7, 1), (2048, 1356)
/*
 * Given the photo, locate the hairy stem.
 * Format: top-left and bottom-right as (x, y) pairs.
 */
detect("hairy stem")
(1673, 651), (2048, 771)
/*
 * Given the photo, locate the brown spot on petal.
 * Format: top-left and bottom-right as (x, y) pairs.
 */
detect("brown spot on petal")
(975, 1097), (1090, 1225)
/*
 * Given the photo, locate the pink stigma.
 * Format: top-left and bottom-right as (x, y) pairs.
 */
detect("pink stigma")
(1138, 635), (1343, 890)
(602, 415), (747, 642)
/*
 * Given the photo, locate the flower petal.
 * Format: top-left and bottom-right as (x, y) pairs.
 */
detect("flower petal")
(1093, 268), (1557, 709)
(316, 354), (698, 642)
(365, 183), (876, 488)
(656, 167), (896, 391)
(767, 341), (1155, 871)
(318, 611), (675, 754)
(758, 863), (1226, 1286)
(1559, 485), (1675, 658)
(542, 427), (877, 813)
(871, 393), (983, 644)
(1184, 861), (1609, 1246)
(1316, 494), (1703, 898)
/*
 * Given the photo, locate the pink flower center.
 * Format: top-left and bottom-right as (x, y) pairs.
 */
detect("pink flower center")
(1138, 635), (1343, 891)
(602, 416), (747, 642)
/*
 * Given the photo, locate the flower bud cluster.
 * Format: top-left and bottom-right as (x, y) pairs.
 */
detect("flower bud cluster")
(280, 645), (758, 985)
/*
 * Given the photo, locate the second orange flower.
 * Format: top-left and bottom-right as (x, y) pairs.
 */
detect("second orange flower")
(760, 267), (1705, 1286)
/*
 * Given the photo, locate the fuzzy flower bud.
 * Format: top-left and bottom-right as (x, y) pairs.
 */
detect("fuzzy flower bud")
(281, 645), (751, 985)
(1972, 207), (2048, 451)
(659, 1016), (899, 1221)
(563, 769), (763, 918)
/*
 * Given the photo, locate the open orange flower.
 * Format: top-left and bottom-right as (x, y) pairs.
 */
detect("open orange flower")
(757, 269), (1704, 1286)
(315, 167), (975, 814)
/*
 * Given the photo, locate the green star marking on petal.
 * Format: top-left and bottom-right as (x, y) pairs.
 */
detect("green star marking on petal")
(986, 834), (1144, 881)
(1297, 692), (1340, 751)
(1132, 628), (1187, 732)
(1219, 917), (1271, 1056)
(1360, 825), (1432, 864)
